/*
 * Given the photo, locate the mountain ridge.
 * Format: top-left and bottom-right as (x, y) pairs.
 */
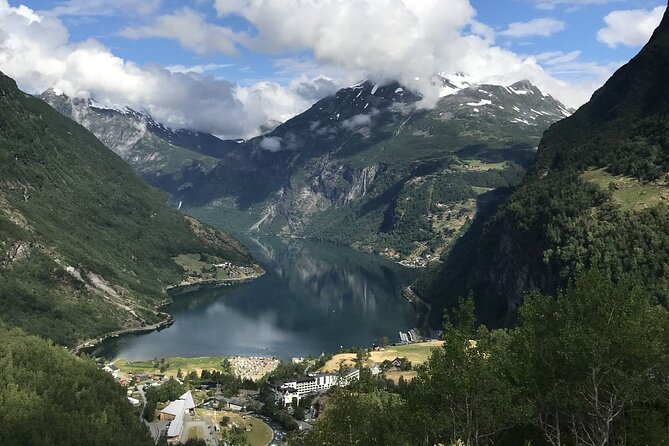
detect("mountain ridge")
(417, 3), (669, 326)
(38, 75), (572, 265)
(182, 78), (572, 264)
(0, 70), (258, 346)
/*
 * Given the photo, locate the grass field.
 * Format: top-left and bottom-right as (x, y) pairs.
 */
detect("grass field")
(320, 340), (442, 372)
(582, 168), (669, 211)
(114, 356), (228, 377)
(173, 254), (210, 273)
(196, 409), (272, 446)
(385, 370), (419, 384)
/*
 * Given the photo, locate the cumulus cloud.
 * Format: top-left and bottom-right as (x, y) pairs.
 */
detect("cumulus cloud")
(120, 8), (239, 55)
(499, 18), (566, 38)
(0, 2), (323, 138)
(597, 5), (666, 48)
(208, 0), (613, 107)
(0, 0), (627, 138)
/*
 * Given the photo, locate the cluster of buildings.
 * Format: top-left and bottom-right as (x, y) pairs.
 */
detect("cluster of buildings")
(213, 262), (256, 278)
(269, 368), (360, 405)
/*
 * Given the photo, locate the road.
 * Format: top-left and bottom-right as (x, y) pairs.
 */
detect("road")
(138, 384), (167, 443)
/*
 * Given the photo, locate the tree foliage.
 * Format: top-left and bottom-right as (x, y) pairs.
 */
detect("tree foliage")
(0, 325), (152, 446)
(291, 271), (669, 446)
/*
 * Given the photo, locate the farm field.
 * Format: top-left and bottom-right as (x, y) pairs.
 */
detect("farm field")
(320, 340), (442, 372)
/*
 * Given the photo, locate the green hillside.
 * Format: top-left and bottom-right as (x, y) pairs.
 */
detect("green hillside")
(0, 72), (255, 346)
(417, 5), (669, 326)
(0, 324), (152, 446)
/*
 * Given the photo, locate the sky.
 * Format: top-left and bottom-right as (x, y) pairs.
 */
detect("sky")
(0, 0), (666, 138)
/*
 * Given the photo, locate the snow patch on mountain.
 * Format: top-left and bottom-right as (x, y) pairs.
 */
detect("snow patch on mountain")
(466, 99), (492, 107)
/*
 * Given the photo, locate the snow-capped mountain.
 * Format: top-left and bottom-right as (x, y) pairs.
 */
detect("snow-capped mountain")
(40, 78), (572, 263)
(39, 89), (239, 192)
(177, 79), (573, 263)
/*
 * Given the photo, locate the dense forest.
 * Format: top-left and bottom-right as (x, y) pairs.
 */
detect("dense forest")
(418, 2), (669, 328)
(0, 325), (152, 446)
(290, 271), (669, 446)
(0, 71), (254, 346)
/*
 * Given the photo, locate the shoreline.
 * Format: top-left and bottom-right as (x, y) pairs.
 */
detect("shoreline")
(165, 269), (265, 296)
(73, 312), (174, 356)
(403, 286), (432, 334)
(74, 269), (265, 356)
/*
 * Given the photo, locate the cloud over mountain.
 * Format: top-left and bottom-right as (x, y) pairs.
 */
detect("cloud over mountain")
(0, 0), (631, 137)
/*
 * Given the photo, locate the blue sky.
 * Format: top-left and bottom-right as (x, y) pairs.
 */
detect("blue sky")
(21, 0), (661, 84)
(0, 0), (666, 137)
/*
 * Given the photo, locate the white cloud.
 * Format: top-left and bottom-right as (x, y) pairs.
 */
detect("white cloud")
(342, 113), (373, 130)
(120, 8), (239, 55)
(208, 0), (612, 108)
(500, 18), (566, 38)
(259, 136), (282, 151)
(0, 0), (625, 139)
(534, 50), (581, 65)
(597, 5), (666, 48)
(0, 3), (321, 139)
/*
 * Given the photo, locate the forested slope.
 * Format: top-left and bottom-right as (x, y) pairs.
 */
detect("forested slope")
(0, 325), (152, 446)
(417, 3), (669, 326)
(0, 72), (255, 346)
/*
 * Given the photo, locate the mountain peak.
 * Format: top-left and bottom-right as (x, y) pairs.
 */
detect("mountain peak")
(648, 1), (669, 44)
(0, 71), (18, 95)
(508, 80), (540, 95)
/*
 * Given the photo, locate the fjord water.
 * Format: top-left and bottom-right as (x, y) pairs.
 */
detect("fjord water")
(95, 236), (419, 361)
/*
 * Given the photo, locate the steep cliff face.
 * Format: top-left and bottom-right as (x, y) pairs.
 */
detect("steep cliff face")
(418, 3), (669, 327)
(39, 89), (227, 192)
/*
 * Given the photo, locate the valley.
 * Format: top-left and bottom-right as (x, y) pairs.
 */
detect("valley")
(1, 1), (669, 444)
(43, 78), (572, 267)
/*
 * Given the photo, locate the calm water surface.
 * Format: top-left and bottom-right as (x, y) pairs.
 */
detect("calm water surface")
(95, 236), (419, 361)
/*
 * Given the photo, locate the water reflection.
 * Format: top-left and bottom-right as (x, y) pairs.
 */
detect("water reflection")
(95, 237), (419, 360)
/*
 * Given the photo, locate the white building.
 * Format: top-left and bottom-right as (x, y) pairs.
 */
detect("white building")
(271, 369), (360, 405)
(160, 391), (196, 443)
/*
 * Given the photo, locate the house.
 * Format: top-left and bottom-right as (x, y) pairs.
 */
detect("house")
(270, 368), (360, 405)
(160, 391), (196, 443)
(392, 357), (404, 369)
(127, 397), (141, 407)
(370, 364), (382, 376)
(103, 363), (120, 378)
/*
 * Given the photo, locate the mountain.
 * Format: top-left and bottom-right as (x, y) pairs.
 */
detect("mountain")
(416, 5), (669, 326)
(39, 89), (243, 196)
(0, 71), (257, 347)
(178, 78), (572, 264)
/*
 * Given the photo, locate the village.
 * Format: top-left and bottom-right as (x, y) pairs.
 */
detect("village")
(98, 336), (442, 445)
